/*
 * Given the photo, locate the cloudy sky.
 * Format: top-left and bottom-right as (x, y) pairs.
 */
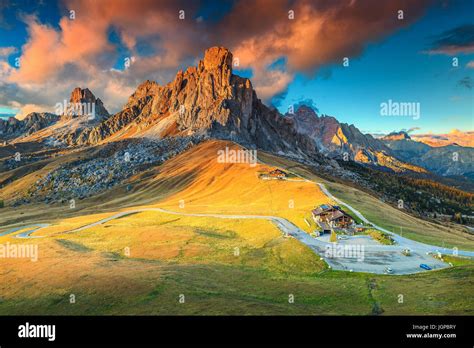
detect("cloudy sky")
(0, 0), (472, 134)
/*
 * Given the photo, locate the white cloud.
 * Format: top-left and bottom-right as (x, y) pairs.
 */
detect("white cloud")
(0, 46), (17, 57)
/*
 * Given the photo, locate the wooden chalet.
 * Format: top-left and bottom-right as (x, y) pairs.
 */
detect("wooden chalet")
(312, 204), (355, 233)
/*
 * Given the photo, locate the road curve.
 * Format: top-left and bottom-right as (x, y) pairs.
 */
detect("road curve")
(1, 184), (472, 274)
(0, 224), (50, 238)
(316, 183), (474, 258)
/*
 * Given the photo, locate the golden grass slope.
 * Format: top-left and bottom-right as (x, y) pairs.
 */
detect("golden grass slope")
(152, 140), (332, 232)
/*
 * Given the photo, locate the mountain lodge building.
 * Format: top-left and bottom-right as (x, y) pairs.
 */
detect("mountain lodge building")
(268, 169), (287, 179)
(312, 204), (355, 233)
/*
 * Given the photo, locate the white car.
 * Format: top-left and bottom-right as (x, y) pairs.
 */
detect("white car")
(384, 267), (394, 274)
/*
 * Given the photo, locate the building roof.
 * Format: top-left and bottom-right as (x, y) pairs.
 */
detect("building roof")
(328, 210), (345, 220)
(269, 169), (287, 176)
(338, 209), (355, 221)
(312, 204), (355, 221)
(312, 204), (334, 215)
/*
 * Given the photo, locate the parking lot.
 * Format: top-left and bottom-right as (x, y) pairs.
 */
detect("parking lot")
(314, 234), (448, 274)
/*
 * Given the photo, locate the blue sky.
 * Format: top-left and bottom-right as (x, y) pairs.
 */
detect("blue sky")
(0, 0), (472, 135)
(275, 1), (474, 134)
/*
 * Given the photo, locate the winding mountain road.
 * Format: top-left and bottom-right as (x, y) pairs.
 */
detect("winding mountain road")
(1, 183), (472, 275)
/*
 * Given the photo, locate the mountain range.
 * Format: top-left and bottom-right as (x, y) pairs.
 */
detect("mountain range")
(1, 47), (472, 185)
(0, 112), (58, 139)
(382, 131), (473, 178)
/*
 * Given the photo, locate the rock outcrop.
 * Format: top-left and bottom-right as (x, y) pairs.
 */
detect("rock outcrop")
(381, 130), (411, 141)
(61, 87), (110, 121)
(287, 105), (388, 157)
(283, 105), (425, 172)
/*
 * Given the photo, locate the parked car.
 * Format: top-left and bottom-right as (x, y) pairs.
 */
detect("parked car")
(420, 264), (432, 270)
(384, 267), (393, 274)
(402, 249), (411, 256)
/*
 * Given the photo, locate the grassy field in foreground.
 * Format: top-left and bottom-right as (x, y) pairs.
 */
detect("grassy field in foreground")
(0, 210), (473, 315)
(258, 151), (474, 251)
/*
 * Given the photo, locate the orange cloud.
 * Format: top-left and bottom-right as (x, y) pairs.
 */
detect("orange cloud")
(4, 0), (432, 115)
(229, 0), (430, 99)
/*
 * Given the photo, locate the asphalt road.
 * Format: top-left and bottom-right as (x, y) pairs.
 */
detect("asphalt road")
(1, 184), (472, 275)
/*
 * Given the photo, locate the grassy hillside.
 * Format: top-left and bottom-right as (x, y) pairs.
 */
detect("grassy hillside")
(151, 140), (332, 233)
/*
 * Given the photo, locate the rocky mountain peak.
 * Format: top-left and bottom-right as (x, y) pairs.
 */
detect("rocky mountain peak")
(291, 105), (318, 121)
(70, 87), (95, 103)
(125, 80), (160, 109)
(69, 46), (317, 157)
(202, 46), (233, 72)
(295, 105), (317, 115)
(62, 87), (110, 121)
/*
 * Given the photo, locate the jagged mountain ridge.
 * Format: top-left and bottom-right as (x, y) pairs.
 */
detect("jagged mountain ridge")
(57, 47), (421, 172)
(0, 112), (59, 140)
(9, 47), (427, 173)
(68, 47), (319, 160)
(287, 105), (389, 156)
(286, 105), (425, 173)
(383, 133), (474, 177)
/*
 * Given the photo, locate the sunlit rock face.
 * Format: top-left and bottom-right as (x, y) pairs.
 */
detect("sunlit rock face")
(28, 46), (421, 173)
(69, 47), (318, 158)
(61, 87), (110, 121)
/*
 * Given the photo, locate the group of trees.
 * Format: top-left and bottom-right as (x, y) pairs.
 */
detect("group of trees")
(339, 161), (473, 221)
